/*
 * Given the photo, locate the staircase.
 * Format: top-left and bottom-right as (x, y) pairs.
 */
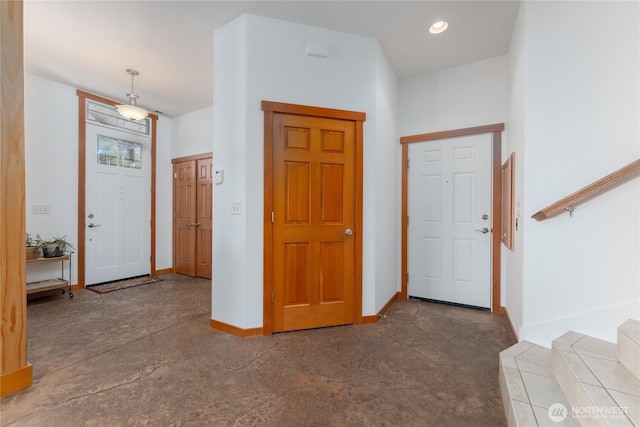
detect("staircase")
(500, 319), (640, 426)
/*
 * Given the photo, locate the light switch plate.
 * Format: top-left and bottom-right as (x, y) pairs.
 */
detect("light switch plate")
(231, 202), (241, 215)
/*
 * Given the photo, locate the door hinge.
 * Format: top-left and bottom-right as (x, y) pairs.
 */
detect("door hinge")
(271, 292), (275, 304)
(174, 172), (177, 179)
(407, 273), (409, 283)
(271, 212), (274, 223)
(407, 158), (410, 168)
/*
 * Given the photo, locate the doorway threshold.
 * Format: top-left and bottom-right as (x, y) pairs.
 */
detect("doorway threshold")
(408, 296), (490, 312)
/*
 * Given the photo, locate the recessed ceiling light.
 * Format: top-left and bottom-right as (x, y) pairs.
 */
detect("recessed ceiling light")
(429, 20), (448, 35)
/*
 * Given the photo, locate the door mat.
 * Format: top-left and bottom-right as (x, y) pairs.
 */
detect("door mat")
(86, 276), (162, 294)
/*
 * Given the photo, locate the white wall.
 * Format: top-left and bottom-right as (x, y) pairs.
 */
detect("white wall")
(212, 16), (250, 328)
(373, 44), (400, 311)
(212, 14), (399, 329)
(399, 55), (509, 136)
(155, 116), (173, 270)
(170, 106), (213, 159)
(513, 1), (640, 347)
(25, 74), (78, 284)
(24, 73), (175, 280)
(505, 2), (526, 339)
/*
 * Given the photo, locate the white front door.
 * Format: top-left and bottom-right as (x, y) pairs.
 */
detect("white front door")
(408, 134), (492, 308)
(85, 123), (151, 285)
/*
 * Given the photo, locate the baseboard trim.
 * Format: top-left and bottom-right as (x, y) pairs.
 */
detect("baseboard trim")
(361, 315), (378, 324)
(211, 292), (402, 333)
(0, 364), (32, 397)
(361, 291), (401, 325)
(154, 268), (173, 276)
(502, 306), (519, 342)
(210, 319), (263, 338)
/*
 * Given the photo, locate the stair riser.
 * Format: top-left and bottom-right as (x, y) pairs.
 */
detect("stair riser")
(551, 348), (611, 427)
(617, 329), (640, 381)
(499, 363), (512, 425)
(499, 362), (537, 427)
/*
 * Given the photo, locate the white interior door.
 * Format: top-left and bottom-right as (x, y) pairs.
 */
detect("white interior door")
(408, 134), (492, 308)
(85, 123), (151, 285)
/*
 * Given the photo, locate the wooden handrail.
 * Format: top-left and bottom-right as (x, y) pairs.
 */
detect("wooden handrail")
(532, 159), (640, 221)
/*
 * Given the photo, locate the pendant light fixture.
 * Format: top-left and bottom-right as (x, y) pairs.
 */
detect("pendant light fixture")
(115, 69), (149, 121)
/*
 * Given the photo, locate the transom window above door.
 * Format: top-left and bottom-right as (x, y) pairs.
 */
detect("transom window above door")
(86, 100), (150, 136)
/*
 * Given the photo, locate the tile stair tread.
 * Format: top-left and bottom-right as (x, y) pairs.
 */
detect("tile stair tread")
(552, 331), (639, 426)
(500, 341), (578, 426)
(500, 332), (640, 426)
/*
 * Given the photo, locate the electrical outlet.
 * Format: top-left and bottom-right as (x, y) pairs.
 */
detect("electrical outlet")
(31, 205), (50, 214)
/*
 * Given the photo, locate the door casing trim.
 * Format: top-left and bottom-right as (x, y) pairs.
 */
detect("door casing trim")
(76, 90), (159, 288)
(262, 100), (366, 335)
(400, 124), (505, 313)
(172, 152), (213, 164)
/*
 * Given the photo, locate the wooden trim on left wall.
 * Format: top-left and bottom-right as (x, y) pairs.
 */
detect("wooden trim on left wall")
(76, 90), (159, 287)
(1, 0), (32, 397)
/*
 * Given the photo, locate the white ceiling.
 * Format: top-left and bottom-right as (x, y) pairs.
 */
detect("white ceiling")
(24, 1), (520, 118)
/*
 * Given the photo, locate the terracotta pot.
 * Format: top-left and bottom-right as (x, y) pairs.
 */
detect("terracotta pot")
(26, 246), (38, 260)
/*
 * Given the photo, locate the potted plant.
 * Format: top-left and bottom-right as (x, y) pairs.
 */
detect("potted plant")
(26, 233), (38, 260)
(38, 235), (75, 258)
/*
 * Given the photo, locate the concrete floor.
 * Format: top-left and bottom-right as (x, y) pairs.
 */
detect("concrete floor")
(1, 274), (515, 426)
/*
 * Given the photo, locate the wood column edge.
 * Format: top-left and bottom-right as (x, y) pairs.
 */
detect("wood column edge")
(501, 306), (519, 342)
(209, 319), (263, 338)
(0, 364), (32, 397)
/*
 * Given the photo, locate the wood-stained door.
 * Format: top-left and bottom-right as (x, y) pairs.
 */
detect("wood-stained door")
(174, 160), (196, 275)
(271, 113), (357, 332)
(173, 154), (212, 279)
(195, 158), (213, 278)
